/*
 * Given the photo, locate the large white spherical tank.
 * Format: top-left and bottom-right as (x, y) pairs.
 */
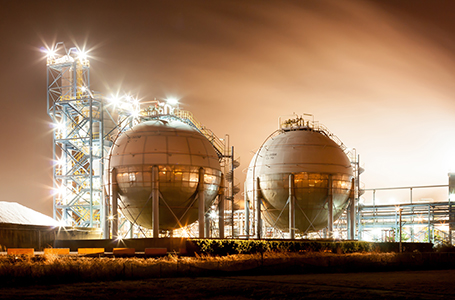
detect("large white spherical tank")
(246, 128), (353, 233)
(110, 119), (222, 230)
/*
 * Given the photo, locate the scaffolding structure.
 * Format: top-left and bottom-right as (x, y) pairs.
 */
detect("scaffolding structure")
(47, 43), (109, 232)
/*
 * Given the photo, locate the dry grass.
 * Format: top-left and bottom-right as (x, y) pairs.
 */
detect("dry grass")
(0, 250), (452, 287)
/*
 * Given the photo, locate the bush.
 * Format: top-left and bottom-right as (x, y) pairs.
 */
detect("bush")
(187, 239), (373, 255)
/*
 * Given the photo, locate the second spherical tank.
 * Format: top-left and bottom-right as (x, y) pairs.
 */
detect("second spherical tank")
(109, 119), (222, 230)
(246, 127), (353, 234)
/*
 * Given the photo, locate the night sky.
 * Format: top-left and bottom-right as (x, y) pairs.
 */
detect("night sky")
(1, 0), (455, 217)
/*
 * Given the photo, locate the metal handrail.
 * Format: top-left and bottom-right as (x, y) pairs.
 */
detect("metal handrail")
(174, 109), (225, 156)
(279, 117), (347, 152)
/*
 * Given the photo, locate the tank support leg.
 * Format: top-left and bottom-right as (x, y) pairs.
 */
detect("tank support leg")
(256, 177), (262, 239)
(348, 178), (355, 240)
(219, 174), (225, 239)
(198, 167), (206, 238)
(289, 174), (296, 239)
(152, 166), (160, 239)
(111, 168), (119, 239)
(328, 175), (333, 238)
(245, 184), (250, 239)
(205, 213), (211, 238)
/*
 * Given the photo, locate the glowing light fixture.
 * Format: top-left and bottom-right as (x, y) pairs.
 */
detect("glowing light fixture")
(78, 50), (87, 60)
(43, 47), (56, 58)
(167, 97), (179, 105)
(209, 211), (218, 219)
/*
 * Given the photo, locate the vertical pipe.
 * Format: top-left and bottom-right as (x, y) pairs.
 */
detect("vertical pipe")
(231, 146), (235, 238)
(327, 175), (333, 238)
(152, 166), (160, 239)
(103, 191), (110, 239)
(219, 174), (225, 239)
(52, 135), (57, 220)
(349, 178), (355, 240)
(410, 188), (414, 242)
(205, 212), (211, 238)
(244, 184), (250, 239)
(449, 173), (454, 245)
(198, 167), (206, 238)
(89, 95), (93, 227)
(256, 177), (262, 239)
(428, 205), (431, 243)
(100, 100), (108, 239)
(289, 174), (295, 239)
(395, 208), (398, 242)
(111, 168), (118, 239)
(399, 208), (402, 253)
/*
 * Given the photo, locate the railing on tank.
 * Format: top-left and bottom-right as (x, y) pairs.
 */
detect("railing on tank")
(134, 105), (226, 158)
(173, 109), (225, 157)
(279, 116), (347, 152)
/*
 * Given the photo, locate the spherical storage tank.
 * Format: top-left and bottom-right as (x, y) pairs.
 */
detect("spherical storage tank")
(109, 119), (222, 230)
(246, 125), (353, 234)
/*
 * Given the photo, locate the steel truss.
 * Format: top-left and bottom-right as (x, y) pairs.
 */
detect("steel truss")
(47, 43), (110, 231)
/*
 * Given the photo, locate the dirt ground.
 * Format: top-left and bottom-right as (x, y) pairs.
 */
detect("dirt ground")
(0, 269), (454, 299)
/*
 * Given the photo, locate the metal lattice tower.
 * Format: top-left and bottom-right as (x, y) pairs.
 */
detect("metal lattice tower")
(46, 43), (108, 231)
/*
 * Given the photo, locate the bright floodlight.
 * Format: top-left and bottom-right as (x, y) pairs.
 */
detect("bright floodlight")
(167, 97), (179, 105)
(109, 95), (121, 106)
(43, 47), (56, 57)
(131, 109), (140, 118)
(54, 121), (65, 131)
(77, 49), (88, 60)
(209, 211), (218, 219)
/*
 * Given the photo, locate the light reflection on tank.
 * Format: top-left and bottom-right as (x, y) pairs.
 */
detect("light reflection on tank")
(246, 126), (353, 234)
(110, 119), (221, 230)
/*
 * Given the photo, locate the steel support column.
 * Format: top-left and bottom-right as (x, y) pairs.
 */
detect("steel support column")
(327, 175), (333, 238)
(256, 177), (262, 239)
(111, 168), (118, 239)
(289, 174), (295, 239)
(152, 166), (160, 239)
(198, 167), (206, 238)
(244, 183), (250, 238)
(218, 174), (225, 239)
(349, 177), (355, 239)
